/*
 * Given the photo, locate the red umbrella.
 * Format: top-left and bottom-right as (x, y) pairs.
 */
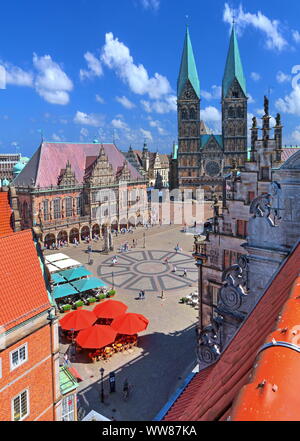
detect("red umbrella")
(93, 299), (128, 319)
(60, 309), (97, 331)
(111, 313), (149, 335)
(76, 325), (117, 349)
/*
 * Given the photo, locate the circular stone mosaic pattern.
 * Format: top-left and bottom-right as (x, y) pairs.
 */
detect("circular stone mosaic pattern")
(97, 250), (198, 292)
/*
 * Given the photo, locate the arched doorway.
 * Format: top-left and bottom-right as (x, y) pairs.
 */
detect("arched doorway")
(111, 219), (118, 233)
(128, 216), (136, 227)
(92, 224), (100, 239)
(69, 228), (79, 244)
(44, 233), (56, 249)
(57, 230), (68, 244)
(81, 225), (90, 241)
(119, 218), (127, 230)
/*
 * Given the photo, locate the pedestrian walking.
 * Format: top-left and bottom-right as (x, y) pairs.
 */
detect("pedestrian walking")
(142, 290), (145, 299)
(172, 265), (177, 273)
(161, 290), (164, 299)
(138, 291), (142, 300)
(183, 269), (187, 278)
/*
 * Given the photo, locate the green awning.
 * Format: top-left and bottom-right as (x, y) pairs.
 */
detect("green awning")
(70, 277), (107, 293)
(51, 273), (67, 284)
(58, 266), (93, 282)
(59, 366), (78, 395)
(52, 283), (79, 300)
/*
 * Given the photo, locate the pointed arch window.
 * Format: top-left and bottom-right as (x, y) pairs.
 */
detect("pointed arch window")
(181, 109), (188, 120)
(228, 107), (235, 118)
(190, 108), (196, 120)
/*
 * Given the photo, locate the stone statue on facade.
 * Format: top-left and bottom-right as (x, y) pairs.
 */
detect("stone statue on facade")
(275, 112), (281, 126)
(264, 95), (269, 115)
(252, 116), (257, 128)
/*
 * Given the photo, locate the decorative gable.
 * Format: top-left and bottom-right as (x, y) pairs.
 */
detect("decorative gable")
(58, 160), (78, 186)
(85, 146), (115, 186)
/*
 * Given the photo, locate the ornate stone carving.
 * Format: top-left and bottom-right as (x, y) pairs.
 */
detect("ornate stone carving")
(250, 182), (282, 226)
(219, 255), (248, 311)
(58, 161), (77, 186)
(198, 316), (223, 364)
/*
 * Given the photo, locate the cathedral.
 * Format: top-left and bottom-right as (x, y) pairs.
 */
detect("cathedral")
(174, 25), (248, 199)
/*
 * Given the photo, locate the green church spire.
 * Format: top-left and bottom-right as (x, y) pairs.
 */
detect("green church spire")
(177, 27), (200, 99)
(222, 25), (246, 98)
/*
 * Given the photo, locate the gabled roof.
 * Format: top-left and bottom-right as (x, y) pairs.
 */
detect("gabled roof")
(177, 27), (200, 99)
(0, 191), (13, 237)
(14, 142), (143, 188)
(0, 229), (51, 331)
(201, 134), (223, 149)
(222, 25), (246, 98)
(164, 240), (300, 421)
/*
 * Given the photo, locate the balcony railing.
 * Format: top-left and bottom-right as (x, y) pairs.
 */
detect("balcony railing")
(41, 215), (90, 228)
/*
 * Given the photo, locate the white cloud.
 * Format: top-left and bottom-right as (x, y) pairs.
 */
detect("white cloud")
(80, 128), (89, 138)
(116, 95), (136, 109)
(247, 93), (255, 103)
(223, 3), (287, 51)
(201, 106), (221, 122)
(101, 32), (171, 100)
(33, 53), (73, 105)
(276, 86), (300, 116)
(201, 85), (221, 100)
(276, 70), (291, 83)
(74, 111), (105, 127)
(256, 108), (264, 116)
(52, 133), (62, 141)
(80, 52), (103, 80)
(251, 72), (261, 81)
(139, 0), (160, 11)
(111, 118), (129, 130)
(140, 128), (153, 141)
(95, 94), (105, 103)
(292, 30), (300, 43)
(291, 126), (300, 143)
(140, 95), (176, 114)
(148, 118), (167, 135)
(0, 62), (33, 87)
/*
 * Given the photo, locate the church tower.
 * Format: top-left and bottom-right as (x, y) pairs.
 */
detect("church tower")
(177, 27), (201, 190)
(222, 25), (247, 168)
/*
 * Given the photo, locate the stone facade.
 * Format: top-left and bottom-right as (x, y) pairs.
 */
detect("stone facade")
(197, 102), (300, 367)
(13, 141), (148, 247)
(175, 26), (248, 200)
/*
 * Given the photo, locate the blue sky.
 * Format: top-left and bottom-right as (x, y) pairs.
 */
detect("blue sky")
(1, 0), (300, 157)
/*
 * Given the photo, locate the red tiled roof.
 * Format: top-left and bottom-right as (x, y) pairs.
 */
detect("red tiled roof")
(14, 142), (143, 188)
(281, 147), (300, 162)
(231, 275), (300, 421)
(0, 191), (13, 237)
(164, 241), (300, 421)
(0, 229), (51, 331)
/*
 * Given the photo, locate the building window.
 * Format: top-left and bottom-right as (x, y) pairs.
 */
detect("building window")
(10, 343), (28, 371)
(223, 250), (242, 269)
(43, 200), (49, 221)
(65, 197), (73, 217)
(237, 220), (248, 237)
(261, 167), (269, 181)
(76, 197), (82, 216)
(62, 394), (75, 421)
(248, 191), (255, 204)
(12, 389), (29, 421)
(53, 198), (61, 219)
(91, 192), (98, 203)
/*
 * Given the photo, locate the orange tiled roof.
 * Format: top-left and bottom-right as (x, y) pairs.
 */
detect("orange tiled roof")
(230, 275), (300, 421)
(0, 229), (51, 331)
(0, 191), (13, 237)
(164, 241), (300, 421)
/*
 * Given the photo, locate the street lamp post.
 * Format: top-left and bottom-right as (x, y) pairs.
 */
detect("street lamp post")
(192, 235), (208, 335)
(100, 367), (105, 403)
(112, 271), (114, 290)
(143, 232), (146, 249)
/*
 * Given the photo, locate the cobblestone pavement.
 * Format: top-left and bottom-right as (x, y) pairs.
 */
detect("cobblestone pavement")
(47, 225), (199, 421)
